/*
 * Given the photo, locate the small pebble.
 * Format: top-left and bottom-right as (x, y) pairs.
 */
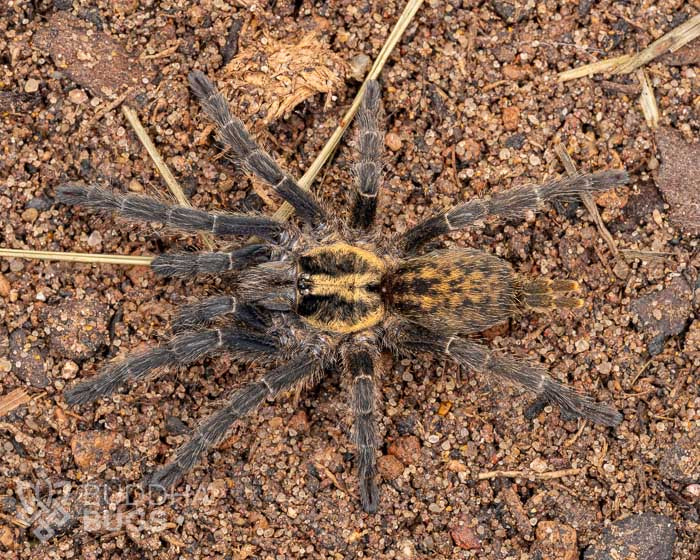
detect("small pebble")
(24, 78), (40, 93)
(9, 260), (24, 273)
(68, 88), (88, 104)
(575, 339), (590, 353)
(584, 512), (675, 560)
(21, 208), (39, 223)
(128, 179), (144, 192)
(87, 230), (103, 248)
(0, 274), (10, 298)
(534, 521), (577, 560)
(502, 106), (520, 131)
(385, 132), (402, 152)
(349, 53), (370, 81)
(451, 521), (481, 550)
(387, 435), (421, 465)
(377, 454), (404, 480)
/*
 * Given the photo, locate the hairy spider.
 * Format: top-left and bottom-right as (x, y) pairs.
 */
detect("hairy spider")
(58, 71), (627, 513)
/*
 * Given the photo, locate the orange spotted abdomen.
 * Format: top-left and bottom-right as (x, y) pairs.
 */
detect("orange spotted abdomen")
(387, 249), (518, 335)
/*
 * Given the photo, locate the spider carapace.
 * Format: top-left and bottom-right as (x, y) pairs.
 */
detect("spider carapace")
(58, 71), (627, 513)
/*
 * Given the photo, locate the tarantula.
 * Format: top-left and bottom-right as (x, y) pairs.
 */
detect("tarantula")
(58, 71), (627, 513)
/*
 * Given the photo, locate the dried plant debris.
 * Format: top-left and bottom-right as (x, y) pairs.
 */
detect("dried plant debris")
(613, 13), (700, 75)
(654, 127), (700, 236)
(0, 388), (31, 418)
(659, 41), (700, 66)
(583, 513), (676, 560)
(658, 428), (700, 485)
(33, 12), (153, 101)
(532, 521), (578, 560)
(630, 276), (693, 356)
(220, 32), (347, 126)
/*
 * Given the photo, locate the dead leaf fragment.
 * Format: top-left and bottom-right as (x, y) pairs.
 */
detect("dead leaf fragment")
(221, 32), (347, 127)
(33, 12), (153, 101)
(654, 127), (700, 235)
(0, 388), (31, 418)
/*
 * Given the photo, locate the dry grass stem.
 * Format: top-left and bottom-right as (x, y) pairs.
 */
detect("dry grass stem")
(0, 388), (31, 417)
(0, 248), (153, 266)
(637, 69), (659, 129)
(559, 13), (700, 81)
(557, 54), (632, 82)
(122, 104), (214, 250)
(477, 467), (583, 481)
(272, 0), (425, 222)
(554, 144), (618, 257)
(613, 13), (700, 74)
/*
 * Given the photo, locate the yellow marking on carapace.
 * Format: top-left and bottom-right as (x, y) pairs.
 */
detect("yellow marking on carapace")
(303, 242), (386, 274)
(297, 242), (387, 334)
(308, 272), (383, 301)
(303, 306), (385, 334)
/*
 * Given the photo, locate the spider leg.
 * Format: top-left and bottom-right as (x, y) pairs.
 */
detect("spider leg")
(399, 169), (629, 254)
(350, 80), (383, 229)
(151, 243), (272, 278)
(188, 71), (326, 227)
(170, 295), (269, 333)
(345, 347), (380, 513)
(64, 327), (278, 405)
(149, 352), (320, 488)
(399, 327), (622, 426)
(57, 184), (287, 242)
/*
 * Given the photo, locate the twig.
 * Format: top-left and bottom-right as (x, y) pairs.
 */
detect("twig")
(558, 54), (633, 82)
(0, 248), (153, 266)
(0, 513), (30, 529)
(121, 105), (214, 250)
(620, 249), (674, 260)
(613, 13), (700, 75)
(140, 42), (181, 60)
(558, 14), (700, 81)
(637, 69), (659, 129)
(0, 388), (31, 417)
(82, 88), (132, 129)
(554, 144), (619, 258)
(563, 420), (588, 448)
(630, 358), (653, 387)
(272, 0), (425, 222)
(477, 467), (582, 480)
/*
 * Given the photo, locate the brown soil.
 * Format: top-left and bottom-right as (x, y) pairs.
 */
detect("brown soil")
(1, 1), (698, 559)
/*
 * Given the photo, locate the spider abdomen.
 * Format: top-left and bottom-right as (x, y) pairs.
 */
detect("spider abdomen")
(388, 248), (519, 335)
(297, 243), (387, 333)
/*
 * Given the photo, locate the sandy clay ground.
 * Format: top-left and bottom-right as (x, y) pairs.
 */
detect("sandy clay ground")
(0, 1), (699, 559)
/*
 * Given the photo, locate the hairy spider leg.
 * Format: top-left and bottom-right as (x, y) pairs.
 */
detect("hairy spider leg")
(151, 243), (273, 279)
(346, 346), (380, 512)
(400, 169), (629, 254)
(351, 80), (383, 229)
(188, 70), (327, 227)
(170, 296), (269, 334)
(396, 325), (622, 427)
(150, 352), (321, 488)
(57, 184), (288, 241)
(64, 328), (278, 405)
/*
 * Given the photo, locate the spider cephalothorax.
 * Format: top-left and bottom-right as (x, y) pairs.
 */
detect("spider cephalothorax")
(58, 71), (627, 513)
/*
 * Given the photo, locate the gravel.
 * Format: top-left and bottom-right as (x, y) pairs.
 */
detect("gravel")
(0, 1), (698, 558)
